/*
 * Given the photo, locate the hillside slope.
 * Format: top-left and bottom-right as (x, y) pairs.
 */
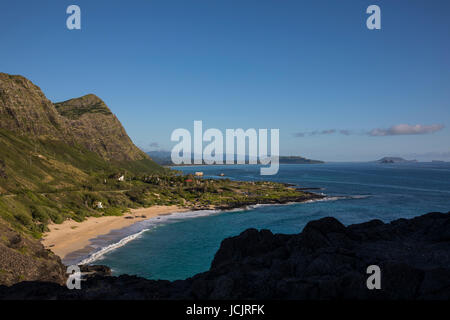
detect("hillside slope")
(54, 94), (148, 162)
(0, 219), (66, 286)
(0, 73), (158, 164)
(0, 73), (164, 237)
(0, 73), (66, 138)
(0, 73), (168, 285)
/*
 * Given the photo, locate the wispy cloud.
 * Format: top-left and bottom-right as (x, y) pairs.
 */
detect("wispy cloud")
(294, 129), (337, 137)
(311, 129), (336, 135)
(368, 124), (444, 136)
(402, 151), (450, 162)
(339, 129), (352, 136)
(148, 142), (160, 149)
(294, 124), (445, 138)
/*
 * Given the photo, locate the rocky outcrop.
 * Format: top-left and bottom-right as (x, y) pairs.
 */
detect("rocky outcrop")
(0, 220), (66, 286)
(1, 211), (449, 300)
(79, 265), (112, 279)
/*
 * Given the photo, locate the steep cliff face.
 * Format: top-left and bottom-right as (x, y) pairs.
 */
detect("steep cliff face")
(0, 73), (66, 138)
(0, 73), (150, 162)
(0, 72), (162, 196)
(54, 95), (148, 162)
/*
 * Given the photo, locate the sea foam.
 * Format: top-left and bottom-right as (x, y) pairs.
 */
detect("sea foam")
(76, 209), (226, 265)
(76, 195), (370, 265)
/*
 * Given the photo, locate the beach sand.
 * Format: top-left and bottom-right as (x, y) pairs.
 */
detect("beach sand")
(41, 205), (188, 260)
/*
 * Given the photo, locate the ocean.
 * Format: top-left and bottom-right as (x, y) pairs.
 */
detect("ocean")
(77, 162), (450, 281)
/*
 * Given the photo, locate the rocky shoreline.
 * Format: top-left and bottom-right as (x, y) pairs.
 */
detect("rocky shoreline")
(1, 211), (449, 300)
(188, 190), (325, 211)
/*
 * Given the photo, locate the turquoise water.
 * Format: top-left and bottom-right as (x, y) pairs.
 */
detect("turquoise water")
(88, 163), (450, 281)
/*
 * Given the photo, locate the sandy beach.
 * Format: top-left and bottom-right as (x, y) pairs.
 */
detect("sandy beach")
(41, 205), (188, 260)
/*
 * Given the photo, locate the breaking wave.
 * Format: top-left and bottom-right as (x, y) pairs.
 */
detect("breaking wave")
(303, 194), (371, 203)
(76, 194), (370, 265)
(76, 209), (229, 265)
(78, 228), (150, 265)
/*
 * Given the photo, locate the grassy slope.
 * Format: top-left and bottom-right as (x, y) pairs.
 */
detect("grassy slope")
(0, 126), (312, 240)
(0, 126), (312, 239)
(0, 128), (166, 237)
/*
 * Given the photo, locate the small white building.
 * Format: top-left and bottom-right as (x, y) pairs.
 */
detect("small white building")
(118, 175), (125, 181)
(94, 201), (103, 209)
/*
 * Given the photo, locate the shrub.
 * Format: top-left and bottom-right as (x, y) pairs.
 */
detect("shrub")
(30, 206), (50, 224)
(14, 212), (32, 227)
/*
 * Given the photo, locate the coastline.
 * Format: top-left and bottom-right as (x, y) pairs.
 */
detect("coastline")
(42, 191), (324, 265)
(41, 205), (188, 261)
(7, 211), (450, 300)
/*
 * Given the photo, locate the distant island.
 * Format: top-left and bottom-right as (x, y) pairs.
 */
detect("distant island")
(278, 156), (324, 164)
(147, 151), (324, 166)
(375, 157), (418, 164)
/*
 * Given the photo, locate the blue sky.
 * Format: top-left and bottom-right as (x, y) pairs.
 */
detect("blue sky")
(1, 0), (449, 161)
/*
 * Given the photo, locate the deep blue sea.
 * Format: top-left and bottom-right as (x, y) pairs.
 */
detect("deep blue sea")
(80, 162), (450, 281)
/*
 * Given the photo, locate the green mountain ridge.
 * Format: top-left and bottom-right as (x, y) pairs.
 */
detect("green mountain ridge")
(0, 73), (65, 138)
(0, 73), (164, 236)
(0, 73), (154, 163)
(54, 94), (113, 120)
(54, 94), (150, 162)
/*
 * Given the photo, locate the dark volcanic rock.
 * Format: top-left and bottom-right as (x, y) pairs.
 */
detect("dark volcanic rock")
(79, 265), (112, 279)
(1, 212), (449, 300)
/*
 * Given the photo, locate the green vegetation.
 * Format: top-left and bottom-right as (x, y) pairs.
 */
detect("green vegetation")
(116, 158), (165, 175)
(0, 126), (168, 237)
(0, 73), (314, 241)
(0, 128), (310, 238)
(54, 95), (112, 120)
